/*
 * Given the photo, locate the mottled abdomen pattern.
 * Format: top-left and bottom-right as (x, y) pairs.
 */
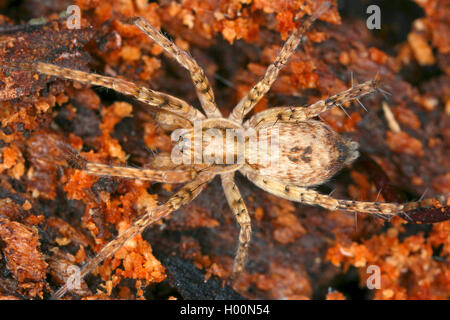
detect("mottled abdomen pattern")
(247, 121), (359, 186)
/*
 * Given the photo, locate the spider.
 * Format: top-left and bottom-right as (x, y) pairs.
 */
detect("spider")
(15, 3), (447, 299)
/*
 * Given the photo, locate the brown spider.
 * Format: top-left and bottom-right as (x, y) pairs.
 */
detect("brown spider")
(15, 3), (447, 299)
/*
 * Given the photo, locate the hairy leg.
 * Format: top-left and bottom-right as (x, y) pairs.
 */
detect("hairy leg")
(84, 162), (196, 183)
(245, 79), (379, 128)
(221, 172), (252, 281)
(154, 110), (193, 130)
(132, 17), (222, 119)
(241, 166), (447, 217)
(29, 62), (205, 122)
(52, 172), (214, 299)
(229, 2), (330, 123)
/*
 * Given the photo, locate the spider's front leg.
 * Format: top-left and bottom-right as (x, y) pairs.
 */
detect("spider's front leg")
(52, 171), (214, 299)
(20, 62), (205, 122)
(154, 110), (194, 130)
(52, 125), (197, 183)
(246, 79), (379, 128)
(131, 17), (222, 119)
(221, 172), (252, 282)
(229, 2), (330, 123)
(83, 162), (197, 183)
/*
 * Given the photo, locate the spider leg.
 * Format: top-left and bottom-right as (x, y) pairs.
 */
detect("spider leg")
(154, 110), (193, 130)
(31, 62), (206, 122)
(132, 17), (222, 119)
(228, 2), (330, 123)
(243, 166), (449, 220)
(241, 166), (401, 216)
(55, 136), (197, 183)
(84, 162), (196, 183)
(51, 172), (214, 299)
(245, 79), (379, 128)
(221, 172), (252, 282)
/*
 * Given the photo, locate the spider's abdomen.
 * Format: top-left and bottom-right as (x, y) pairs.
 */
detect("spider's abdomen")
(246, 120), (359, 186)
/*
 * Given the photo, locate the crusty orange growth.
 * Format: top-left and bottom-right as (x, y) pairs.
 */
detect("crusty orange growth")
(0, 0), (449, 299)
(25, 2), (445, 299)
(0, 219), (48, 298)
(326, 221), (450, 300)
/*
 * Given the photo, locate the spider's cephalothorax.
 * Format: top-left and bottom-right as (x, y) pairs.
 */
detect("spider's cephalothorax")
(19, 3), (447, 299)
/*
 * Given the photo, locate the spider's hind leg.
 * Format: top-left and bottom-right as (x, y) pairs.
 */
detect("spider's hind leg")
(52, 172), (214, 299)
(241, 166), (449, 220)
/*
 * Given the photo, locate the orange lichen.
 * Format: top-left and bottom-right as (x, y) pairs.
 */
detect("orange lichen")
(143, 121), (173, 153)
(0, 219), (48, 297)
(385, 131), (424, 157)
(327, 224), (450, 299)
(219, 17), (258, 44)
(64, 169), (98, 201)
(273, 210), (306, 245)
(289, 60), (319, 89)
(263, 194), (306, 244)
(0, 0), (448, 301)
(392, 106), (421, 130)
(369, 47), (388, 64)
(236, 263), (312, 299)
(1, 145), (19, 169)
(103, 231), (166, 288)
